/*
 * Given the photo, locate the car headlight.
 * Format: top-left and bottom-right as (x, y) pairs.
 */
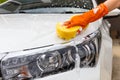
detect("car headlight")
(77, 30), (101, 68)
(0, 30), (101, 80)
(1, 46), (76, 80)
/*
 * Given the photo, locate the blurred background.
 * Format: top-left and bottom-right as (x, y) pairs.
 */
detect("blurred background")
(0, 0), (7, 3)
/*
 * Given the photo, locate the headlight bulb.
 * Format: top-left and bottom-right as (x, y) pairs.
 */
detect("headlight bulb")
(37, 51), (62, 72)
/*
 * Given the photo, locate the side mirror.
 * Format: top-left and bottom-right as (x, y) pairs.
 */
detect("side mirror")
(104, 8), (120, 19)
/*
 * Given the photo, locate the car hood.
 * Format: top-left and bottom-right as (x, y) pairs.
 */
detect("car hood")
(0, 14), (101, 53)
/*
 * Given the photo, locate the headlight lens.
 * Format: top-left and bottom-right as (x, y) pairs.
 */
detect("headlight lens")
(0, 30), (101, 80)
(1, 46), (76, 80)
(37, 51), (61, 71)
(77, 30), (101, 67)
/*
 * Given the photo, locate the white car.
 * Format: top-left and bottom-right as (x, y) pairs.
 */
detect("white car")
(0, 0), (119, 80)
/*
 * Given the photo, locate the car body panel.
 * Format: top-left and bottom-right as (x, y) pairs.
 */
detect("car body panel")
(0, 14), (101, 53)
(0, 14), (112, 80)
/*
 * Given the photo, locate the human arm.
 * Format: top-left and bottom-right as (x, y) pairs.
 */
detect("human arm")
(63, 0), (120, 28)
(104, 0), (120, 11)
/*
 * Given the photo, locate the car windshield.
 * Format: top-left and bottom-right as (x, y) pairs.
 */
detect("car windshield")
(0, 0), (93, 13)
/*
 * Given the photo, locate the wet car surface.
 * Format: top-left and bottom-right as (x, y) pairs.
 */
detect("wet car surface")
(0, 0), (113, 80)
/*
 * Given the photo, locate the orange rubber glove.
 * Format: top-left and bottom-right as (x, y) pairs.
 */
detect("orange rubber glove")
(63, 3), (109, 28)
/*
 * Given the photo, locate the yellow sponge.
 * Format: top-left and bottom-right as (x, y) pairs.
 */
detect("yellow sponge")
(56, 23), (82, 40)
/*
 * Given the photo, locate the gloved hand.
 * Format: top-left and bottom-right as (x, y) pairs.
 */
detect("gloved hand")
(63, 15), (88, 28)
(63, 3), (109, 28)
